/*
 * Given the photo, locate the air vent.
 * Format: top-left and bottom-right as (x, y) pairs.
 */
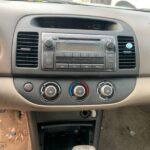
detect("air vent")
(16, 32), (39, 68)
(118, 36), (136, 69)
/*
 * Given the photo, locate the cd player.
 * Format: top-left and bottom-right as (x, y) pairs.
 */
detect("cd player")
(42, 33), (116, 72)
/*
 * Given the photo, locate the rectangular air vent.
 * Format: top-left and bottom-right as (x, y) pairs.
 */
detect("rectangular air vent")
(118, 36), (136, 69)
(16, 32), (39, 68)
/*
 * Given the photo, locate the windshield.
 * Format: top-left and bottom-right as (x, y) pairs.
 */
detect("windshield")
(8, 0), (150, 11)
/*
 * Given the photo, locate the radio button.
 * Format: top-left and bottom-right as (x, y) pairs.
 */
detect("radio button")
(73, 53), (81, 57)
(92, 64), (104, 69)
(69, 64), (80, 69)
(81, 64), (91, 69)
(97, 53), (104, 57)
(107, 63), (114, 69)
(81, 53), (89, 57)
(89, 53), (98, 57)
(43, 51), (54, 69)
(24, 82), (33, 92)
(56, 63), (68, 69)
(64, 52), (73, 57)
(55, 52), (65, 57)
(106, 54), (115, 69)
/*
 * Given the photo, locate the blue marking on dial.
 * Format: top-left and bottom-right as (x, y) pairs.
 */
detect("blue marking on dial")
(69, 81), (79, 96)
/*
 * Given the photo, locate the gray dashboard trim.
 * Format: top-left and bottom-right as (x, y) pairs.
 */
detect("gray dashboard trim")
(0, 1), (147, 76)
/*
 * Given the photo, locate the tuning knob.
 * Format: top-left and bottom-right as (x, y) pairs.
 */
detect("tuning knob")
(97, 82), (114, 100)
(41, 82), (61, 101)
(106, 41), (115, 51)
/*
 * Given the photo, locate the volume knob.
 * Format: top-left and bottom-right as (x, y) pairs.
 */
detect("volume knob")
(44, 39), (54, 49)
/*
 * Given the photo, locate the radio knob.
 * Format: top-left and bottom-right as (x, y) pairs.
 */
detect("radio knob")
(98, 82), (114, 99)
(106, 41), (115, 50)
(41, 82), (61, 101)
(44, 40), (54, 49)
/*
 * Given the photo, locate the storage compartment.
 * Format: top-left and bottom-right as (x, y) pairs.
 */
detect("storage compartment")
(38, 122), (95, 150)
(28, 111), (102, 150)
(31, 17), (122, 31)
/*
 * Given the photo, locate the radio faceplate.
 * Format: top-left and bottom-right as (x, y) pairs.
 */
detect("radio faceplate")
(42, 33), (117, 72)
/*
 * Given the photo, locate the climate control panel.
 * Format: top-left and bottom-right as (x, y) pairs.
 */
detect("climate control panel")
(14, 78), (136, 105)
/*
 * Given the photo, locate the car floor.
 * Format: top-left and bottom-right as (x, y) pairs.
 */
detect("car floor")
(0, 107), (150, 150)
(100, 106), (150, 150)
(0, 110), (31, 150)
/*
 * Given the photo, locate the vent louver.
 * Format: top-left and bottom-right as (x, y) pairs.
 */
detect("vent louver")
(118, 36), (136, 69)
(16, 32), (39, 68)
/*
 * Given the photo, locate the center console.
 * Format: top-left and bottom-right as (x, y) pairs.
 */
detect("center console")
(12, 15), (138, 106)
(28, 110), (102, 150)
(11, 15), (139, 150)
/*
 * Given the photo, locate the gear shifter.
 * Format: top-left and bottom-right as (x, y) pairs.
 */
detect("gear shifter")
(72, 145), (96, 150)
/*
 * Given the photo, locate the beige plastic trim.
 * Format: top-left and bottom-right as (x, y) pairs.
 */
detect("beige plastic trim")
(0, 77), (149, 111)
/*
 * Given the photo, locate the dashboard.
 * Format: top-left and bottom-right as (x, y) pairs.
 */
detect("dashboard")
(0, 1), (150, 111)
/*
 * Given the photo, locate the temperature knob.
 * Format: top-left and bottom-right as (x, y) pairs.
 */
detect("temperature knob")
(41, 82), (61, 101)
(73, 85), (86, 98)
(69, 81), (89, 100)
(97, 82), (115, 100)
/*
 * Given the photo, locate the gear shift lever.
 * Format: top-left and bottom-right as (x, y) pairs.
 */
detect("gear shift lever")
(72, 145), (96, 150)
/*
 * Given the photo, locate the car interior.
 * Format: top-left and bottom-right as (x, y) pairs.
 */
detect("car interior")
(0, 0), (150, 150)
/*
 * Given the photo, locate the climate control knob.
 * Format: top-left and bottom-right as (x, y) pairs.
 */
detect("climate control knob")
(97, 82), (115, 100)
(41, 82), (61, 101)
(69, 81), (89, 100)
(73, 85), (86, 98)
(44, 85), (57, 98)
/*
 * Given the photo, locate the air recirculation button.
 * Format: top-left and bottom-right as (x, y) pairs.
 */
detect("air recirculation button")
(97, 82), (115, 101)
(41, 82), (61, 101)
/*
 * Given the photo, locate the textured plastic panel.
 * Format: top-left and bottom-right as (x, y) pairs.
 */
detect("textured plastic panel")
(12, 15), (139, 77)
(14, 78), (136, 105)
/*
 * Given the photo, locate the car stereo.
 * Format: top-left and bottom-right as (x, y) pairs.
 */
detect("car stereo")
(42, 33), (116, 72)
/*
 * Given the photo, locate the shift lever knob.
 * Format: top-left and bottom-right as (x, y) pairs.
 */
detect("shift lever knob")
(72, 145), (96, 150)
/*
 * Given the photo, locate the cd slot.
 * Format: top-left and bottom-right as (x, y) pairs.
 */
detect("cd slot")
(58, 38), (100, 41)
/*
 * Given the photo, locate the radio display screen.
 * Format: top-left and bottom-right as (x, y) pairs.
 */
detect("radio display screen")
(56, 42), (101, 51)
